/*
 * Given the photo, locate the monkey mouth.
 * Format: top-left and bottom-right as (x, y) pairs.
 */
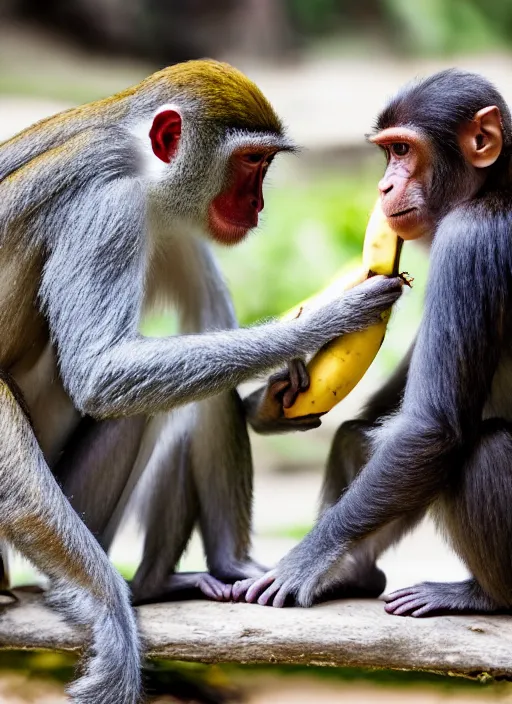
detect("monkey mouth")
(390, 208), (416, 218)
(207, 205), (254, 245)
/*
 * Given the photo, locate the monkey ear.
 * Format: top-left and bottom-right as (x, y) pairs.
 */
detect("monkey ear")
(459, 106), (503, 168)
(149, 109), (182, 163)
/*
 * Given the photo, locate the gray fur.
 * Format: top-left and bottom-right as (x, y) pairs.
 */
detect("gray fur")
(0, 384), (140, 704)
(0, 67), (402, 702)
(239, 71), (512, 616)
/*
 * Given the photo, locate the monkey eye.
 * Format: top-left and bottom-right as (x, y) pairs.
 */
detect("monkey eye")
(391, 142), (409, 157)
(243, 153), (265, 164)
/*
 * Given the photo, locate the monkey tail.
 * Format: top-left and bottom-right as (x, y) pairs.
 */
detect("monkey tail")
(48, 575), (142, 704)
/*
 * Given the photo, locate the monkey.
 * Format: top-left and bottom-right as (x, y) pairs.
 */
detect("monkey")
(51, 357), (319, 608)
(0, 58), (403, 701)
(233, 68), (512, 616)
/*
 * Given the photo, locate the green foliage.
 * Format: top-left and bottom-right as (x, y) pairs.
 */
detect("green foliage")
(287, 0), (343, 34)
(383, 0), (510, 54)
(217, 170), (379, 326)
(286, 0), (512, 55)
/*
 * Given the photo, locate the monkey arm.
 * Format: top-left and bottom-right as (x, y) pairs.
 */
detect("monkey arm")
(242, 203), (512, 607)
(40, 175), (402, 419)
(68, 300), (398, 419)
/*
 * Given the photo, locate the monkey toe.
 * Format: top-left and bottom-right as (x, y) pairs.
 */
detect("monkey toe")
(385, 583), (452, 617)
(198, 575), (232, 602)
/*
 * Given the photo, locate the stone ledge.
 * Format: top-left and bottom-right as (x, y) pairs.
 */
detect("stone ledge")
(0, 591), (510, 680)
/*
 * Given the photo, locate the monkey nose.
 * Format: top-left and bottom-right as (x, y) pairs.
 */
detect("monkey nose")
(378, 179), (393, 195)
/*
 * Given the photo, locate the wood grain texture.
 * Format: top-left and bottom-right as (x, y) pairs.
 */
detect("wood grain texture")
(0, 592), (510, 679)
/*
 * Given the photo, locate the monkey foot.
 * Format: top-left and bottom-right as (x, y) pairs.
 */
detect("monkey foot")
(132, 572), (232, 605)
(195, 574), (232, 601)
(384, 579), (501, 617)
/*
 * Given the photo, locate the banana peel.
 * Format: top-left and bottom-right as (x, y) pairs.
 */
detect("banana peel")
(283, 200), (403, 419)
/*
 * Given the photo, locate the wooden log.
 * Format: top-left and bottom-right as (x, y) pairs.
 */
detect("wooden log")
(0, 591), (510, 680)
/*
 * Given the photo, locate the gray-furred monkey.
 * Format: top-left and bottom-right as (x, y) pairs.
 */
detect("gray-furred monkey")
(0, 59), (402, 702)
(237, 69), (512, 617)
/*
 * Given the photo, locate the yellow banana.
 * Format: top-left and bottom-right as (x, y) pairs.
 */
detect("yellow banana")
(283, 200), (402, 419)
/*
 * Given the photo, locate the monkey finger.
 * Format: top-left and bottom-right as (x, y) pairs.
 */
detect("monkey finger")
(288, 359), (301, 391)
(360, 275), (404, 302)
(245, 571), (277, 603)
(272, 583), (294, 608)
(268, 368), (291, 384)
(286, 421), (321, 432)
(290, 415), (322, 430)
(282, 386), (299, 409)
(270, 379), (291, 401)
(231, 578), (256, 601)
(257, 580), (283, 606)
(274, 415), (322, 432)
(296, 360), (310, 391)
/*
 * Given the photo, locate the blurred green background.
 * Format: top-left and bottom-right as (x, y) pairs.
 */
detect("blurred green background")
(2, 1), (512, 702)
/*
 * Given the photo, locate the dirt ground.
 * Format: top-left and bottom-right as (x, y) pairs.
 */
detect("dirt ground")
(0, 669), (511, 704)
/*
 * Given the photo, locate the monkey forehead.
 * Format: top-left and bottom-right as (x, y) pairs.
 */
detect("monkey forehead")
(148, 60), (284, 136)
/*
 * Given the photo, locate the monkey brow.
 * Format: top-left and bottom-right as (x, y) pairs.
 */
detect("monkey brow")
(227, 130), (298, 155)
(278, 143), (300, 154)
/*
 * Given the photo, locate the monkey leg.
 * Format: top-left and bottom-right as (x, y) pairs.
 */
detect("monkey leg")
(133, 392), (263, 604)
(130, 436), (232, 604)
(0, 383), (141, 703)
(191, 391), (266, 584)
(133, 572), (231, 605)
(130, 413), (203, 603)
(385, 419), (512, 617)
(55, 415), (147, 545)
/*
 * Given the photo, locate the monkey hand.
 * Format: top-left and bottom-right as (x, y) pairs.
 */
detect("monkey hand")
(232, 527), (340, 607)
(303, 275), (404, 340)
(244, 359), (322, 434)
